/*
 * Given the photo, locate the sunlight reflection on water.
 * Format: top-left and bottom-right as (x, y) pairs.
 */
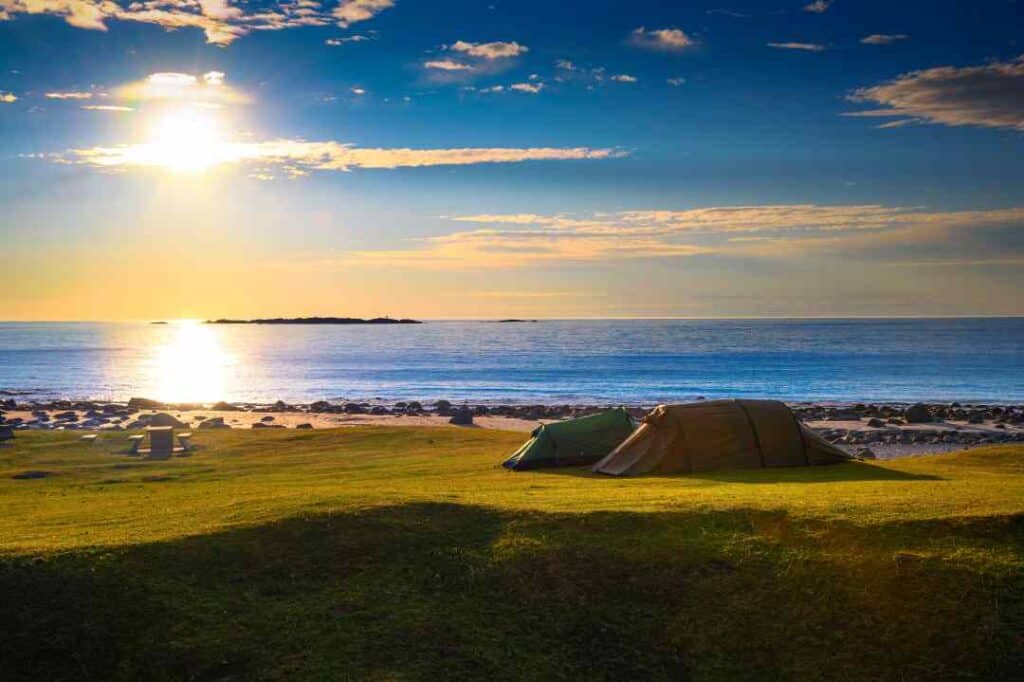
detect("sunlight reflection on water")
(147, 322), (235, 403)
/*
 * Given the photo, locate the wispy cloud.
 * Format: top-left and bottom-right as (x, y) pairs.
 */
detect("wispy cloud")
(49, 140), (622, 176)
(509, 82), (543, 93)
(803, 0), (831, 13)
(0, 0), (391, 46)
(82, 104), (134, 111)
(325, 35), (371, 46)
(1, 91), (17, 103)
(45, 91), (94, 99)
(610, 74), (637, 83)
(860, 34), (908, 45)
(847, 54), (1024, 130)
(666, 77), (686, 86)
(115, 71), (245, 104)
(629, 27), (696, 52)
(767, 42), (826, 52)
(424, 59), (474, 71)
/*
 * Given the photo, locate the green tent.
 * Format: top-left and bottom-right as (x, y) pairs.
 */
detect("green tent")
(502, 408), (636, 471)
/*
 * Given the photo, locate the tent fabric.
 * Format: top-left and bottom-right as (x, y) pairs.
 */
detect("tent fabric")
(592, 399), (850, 476)
(502, 408), (636, 470)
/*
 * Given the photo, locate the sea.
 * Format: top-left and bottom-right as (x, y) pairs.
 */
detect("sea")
(0, 318), (1022, 405)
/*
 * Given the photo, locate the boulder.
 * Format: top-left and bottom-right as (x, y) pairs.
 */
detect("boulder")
(261, 415), (275, 422)
(198, 417), (230, 429)
(252, 422), (285, 429)
(144, 413), (187, 428)
(211, 401), (240, 412)
(309, 401), (332, 413)
(448, 407), (474, 426)
(903, 403), (933, 423)
(295, 423), (314, 430)
(866, 418), (886, 428)
(128, 397), (164, 410)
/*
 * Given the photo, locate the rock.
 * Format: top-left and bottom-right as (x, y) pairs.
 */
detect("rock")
(252, 422), (285, 429)
(309, 401), (332, 413)
(53, 411), (78, 421)
(128, 397), (164, 410)
(406, 401), (423, 411)
(295, 423), (314, 429)
(370, 406), (389, 415)
(866, 418), (886, 428)
(448, 406), (474, 426)
(856, 447), (877, 460)
(211, 401), (239, 411)
(144, 413), (187, 428)
(261, 415), (275, 422)
(966, 412), (985, 424)
(343, 403), (368, 414)
(198, 417), (230, 429)
(903, 403), (933, 424)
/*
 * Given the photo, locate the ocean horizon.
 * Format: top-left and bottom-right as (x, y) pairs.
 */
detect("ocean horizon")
(2, 317), (1022, 405)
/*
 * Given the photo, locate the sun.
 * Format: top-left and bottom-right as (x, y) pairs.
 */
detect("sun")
(142, 108), (228, 172)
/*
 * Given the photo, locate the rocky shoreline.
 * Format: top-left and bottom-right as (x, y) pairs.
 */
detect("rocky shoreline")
(2, 397), (1023, 456)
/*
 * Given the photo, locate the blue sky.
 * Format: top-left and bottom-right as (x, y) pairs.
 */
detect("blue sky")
(1, 0), (1023, 319)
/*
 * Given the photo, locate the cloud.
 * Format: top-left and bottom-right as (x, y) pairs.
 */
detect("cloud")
(82, 104), (134, 111)
(114, 71), (245, 104)
(847, 55), (1024, 130)
(803, 0), (831, 12)
(767, 42), (826, 52)
(860, 34), (908, 45)
(666, 77), (686, 86)
(45, 91), (94, 99)
(509, 82), (543, 93)
(629, 27), (696, 52)
(0, 0), (389, 45)
(333, 0), (393, 28)
(555, 59), (577, 71)
(610, 74), (637, 83)
(424, 59), (473, 71)
(325, 35), (369, 45)
(350, 87), (366, 95)
(49, 139), (622, 176)
(1, 91), (19, 102)
(448, 40), (528, 59)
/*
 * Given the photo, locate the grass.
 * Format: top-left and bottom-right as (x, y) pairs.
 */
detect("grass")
(1, 427), (1022, 680)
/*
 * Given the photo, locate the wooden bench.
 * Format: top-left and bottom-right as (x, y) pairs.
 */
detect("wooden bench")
(177, 432), (193, 453)
(127, 434), (145, 455)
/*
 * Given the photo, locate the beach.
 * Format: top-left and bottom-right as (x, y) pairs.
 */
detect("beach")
(4, 397), (1023, 459)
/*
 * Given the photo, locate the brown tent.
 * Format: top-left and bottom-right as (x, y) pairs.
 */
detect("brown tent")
(592, 399), (850, 476)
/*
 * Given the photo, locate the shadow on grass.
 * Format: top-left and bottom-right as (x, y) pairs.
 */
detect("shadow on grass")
(532, 460), (942, 483)
(0, 503), (1020, 681)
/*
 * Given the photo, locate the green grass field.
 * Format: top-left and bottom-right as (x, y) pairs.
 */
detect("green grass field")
(2, 427), (1022, 680)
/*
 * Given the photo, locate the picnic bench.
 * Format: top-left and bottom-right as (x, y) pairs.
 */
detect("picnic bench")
(133, 427), (195, 458)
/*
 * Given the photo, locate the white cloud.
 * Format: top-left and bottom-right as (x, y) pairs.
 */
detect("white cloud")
(667, 77), (686, 86)
(860, 34), (908, 45)
(448, 40), (528, 59)
(350, 87), (366, 95)
(82, 104), (134, 111)
(333, 0), (393, 28)
(50, 139), (622, 174)
(555, 59), (577, 71)
(629, 27), (696, 52)
(803, 0), (831, 13)
(325, 35), (370, 46)
(509, 82), (543, 93)
(847, 54), (1024, 130)
(0, 0), (390, 45)
(115, 71), (245, 104)
(767, 42), (826, 52)
(424, 59), (473, 71)
(610, 74), (637, 83)
(1, 91), (16, 103)
(45, 91), (94, 99)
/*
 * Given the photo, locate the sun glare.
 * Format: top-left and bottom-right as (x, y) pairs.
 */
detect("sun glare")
(149, 322), (234, 402)
(143, 108), (228, 172)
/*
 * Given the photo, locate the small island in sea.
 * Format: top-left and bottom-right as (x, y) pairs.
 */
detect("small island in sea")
(206, 316), (422, 325)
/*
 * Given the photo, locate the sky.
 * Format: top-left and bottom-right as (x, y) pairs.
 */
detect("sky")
(1, 0), (1023, 320)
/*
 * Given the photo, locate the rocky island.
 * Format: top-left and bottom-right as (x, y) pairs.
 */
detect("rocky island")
(206, 316), (422, 325)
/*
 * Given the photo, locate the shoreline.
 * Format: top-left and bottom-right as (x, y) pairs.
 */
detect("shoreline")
(3, 397), (1022, 460)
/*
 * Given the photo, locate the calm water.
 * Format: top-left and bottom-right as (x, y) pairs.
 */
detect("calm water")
(0, 319), (1022, 405)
